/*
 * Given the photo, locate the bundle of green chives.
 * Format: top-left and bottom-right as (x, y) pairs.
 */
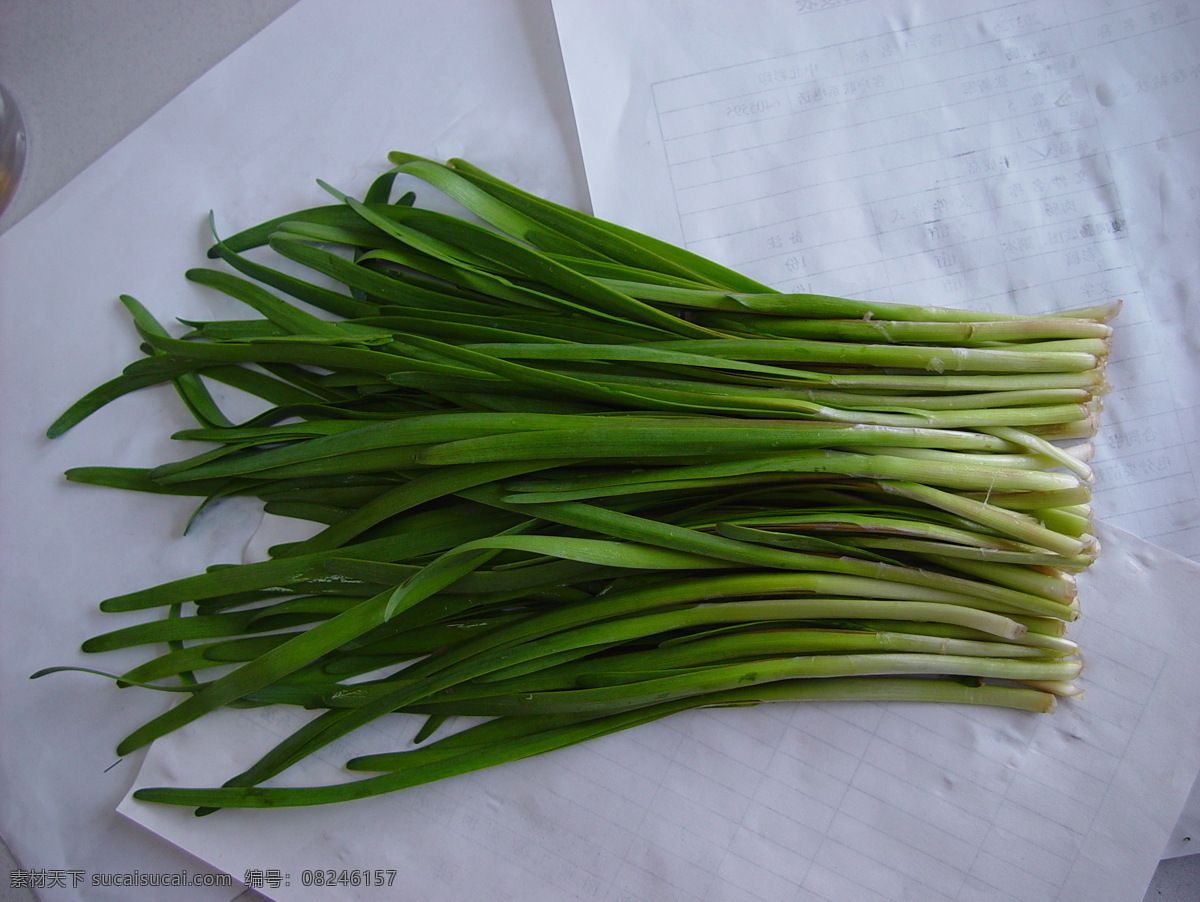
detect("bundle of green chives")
(37, 153), (1116, 811)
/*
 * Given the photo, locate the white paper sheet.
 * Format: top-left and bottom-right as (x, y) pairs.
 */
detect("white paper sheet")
(552, 0), (1200, 876)
(0, 1), (584, 900)
(120, 522), (1200, 902)
(117, 0), (1200, 886)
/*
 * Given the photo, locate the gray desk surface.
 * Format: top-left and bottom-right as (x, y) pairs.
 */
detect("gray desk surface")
(0, 2), (1196, 900)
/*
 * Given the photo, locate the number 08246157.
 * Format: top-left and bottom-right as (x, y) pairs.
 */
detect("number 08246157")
(300, 869), (397, 887)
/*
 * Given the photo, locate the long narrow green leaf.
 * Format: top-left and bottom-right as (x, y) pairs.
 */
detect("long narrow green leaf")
(130, 677), (1053, 808)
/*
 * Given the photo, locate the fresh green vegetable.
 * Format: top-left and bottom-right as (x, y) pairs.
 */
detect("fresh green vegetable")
(36, 154), (1116, 811)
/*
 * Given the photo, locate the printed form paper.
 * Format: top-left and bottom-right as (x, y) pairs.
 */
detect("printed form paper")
(553, 0), (1200, 564)
(553, 0), (1200, 882)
